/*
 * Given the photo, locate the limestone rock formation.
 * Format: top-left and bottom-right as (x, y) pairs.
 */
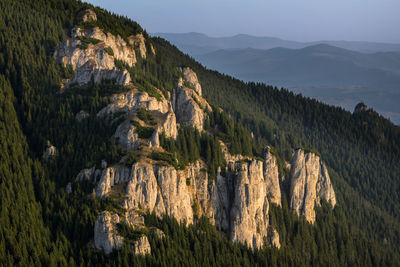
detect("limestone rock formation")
(78, 9), (97, 23)
(66, 182), (72, 194)
(54, 10), (154, 88)
(44, 141), (57, 160)
(289, 149), (336, 223)
(114, 120), (141, 150)
(229, 160), (270, 249)
(94, 209), (154, 255)
(268, 226), (281, 248)
(172, 86), (208, 131)
(97, 89), (178, 143)
(212, 169), (230, 231)
(82, 27), (137, 66)
(128, 34), (148, 59)
(316, 163), (337, 207)
(169, 67), (212, 131)
(97, 89), (168, 117)
(75, 110), (89, 122)
(96, 165), (131, 199)
(69, 56), (337, 251)
(89, 153), (282, 249)
(158, 107), (178, 139)
(150, 228), (165, 239)
(180, 67), (202, 96)
(263, 147), (281, 206)
(354, 102), (368, 113)
(94, 211), (124, 254)
(75, 166), (96, 182)
(54, 26), (132, 87)
(132, 236), (151, 255)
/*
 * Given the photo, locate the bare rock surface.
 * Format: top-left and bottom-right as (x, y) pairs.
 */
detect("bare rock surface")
(172, 86), (209, 131)
(94, 211), (124, 254)
(75, 110), (89, 122)
(263, 147), (281, 206)
(180, 67), (202, 96)
(68, 58), (337, 251)
(229, 160), (270, 249)
(96, 165), (131, 199)
(268, 226), (281, 248)
(128, 34), (147, 59)
(132, 236), (151, 255)
(54, 27), (132, 87)
(114, 120), (141, 150)
(289, 149), (336, 223)
(44, 141), (57, 160)
(97, 89), (169, 117)
(78, 9), (97, 23)
(54, 15), (151, 87)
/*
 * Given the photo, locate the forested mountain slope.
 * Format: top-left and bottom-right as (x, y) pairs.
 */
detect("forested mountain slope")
(1, 0), (400, 266)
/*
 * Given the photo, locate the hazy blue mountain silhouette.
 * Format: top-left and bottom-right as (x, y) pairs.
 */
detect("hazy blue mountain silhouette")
(156, 33), (400, 124)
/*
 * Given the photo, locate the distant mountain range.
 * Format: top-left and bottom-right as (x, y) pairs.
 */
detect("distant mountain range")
(154, 32), (400, 55)
(154, 32), (400, 124)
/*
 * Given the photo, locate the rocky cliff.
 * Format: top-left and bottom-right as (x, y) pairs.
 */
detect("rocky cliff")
(70, 65), (336, 253)
(172, 68), (212, 131)
(288, 149), (336, 223)
(54, 10), (153, 88)
(60, 11), (335, 254)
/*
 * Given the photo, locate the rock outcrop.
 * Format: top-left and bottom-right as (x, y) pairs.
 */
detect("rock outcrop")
(97, 89), (177, 148)
(267, 226), (280, 248)
(263, 147), (281, 206)
(114, 120), (141, 150)
(288, 149), (336, 223)
(90, 154), (281, 249)
(132, 236), (151, 255)
(172, 86), (210, 132)
(354, 102), (368, 113)
(180, 67), (202, 96)
(54, 26), (132, 87)
(128, 34), (148, 59)
(96, 165), (131, 199)
(94, 211), (124, 254)
(67, 53), (337, 252)
(97, 89), (170, 118)
(316, 163), (337, 207)
(54, 10), (153, 88)
(76, 110), (89, 122)
(44, 141), (57, 160)
(78, 9), (97, 23)
(229, 160), (270, 249)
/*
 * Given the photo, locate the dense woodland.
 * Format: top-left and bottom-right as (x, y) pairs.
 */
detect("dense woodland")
(1, 0), (400, 266)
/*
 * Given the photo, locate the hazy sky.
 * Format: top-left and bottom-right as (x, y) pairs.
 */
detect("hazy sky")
(84, 0), (400, 43)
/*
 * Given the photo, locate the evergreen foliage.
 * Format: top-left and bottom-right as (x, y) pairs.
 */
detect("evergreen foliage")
(159, 126), (225, 178)
(0, 0), (400, 266)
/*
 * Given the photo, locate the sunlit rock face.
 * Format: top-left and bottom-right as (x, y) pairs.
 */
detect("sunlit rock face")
(94, 211), (124, 254)
(54, 10), (152, 88)
(63, 41), (337, 251)
(289, 149), (336, 223)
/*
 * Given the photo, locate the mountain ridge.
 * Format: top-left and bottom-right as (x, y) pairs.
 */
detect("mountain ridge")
(154, 32), (400, 53)
(1, 1), (400, 266)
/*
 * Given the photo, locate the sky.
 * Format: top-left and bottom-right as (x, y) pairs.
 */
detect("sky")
(84, 0), (400, 43)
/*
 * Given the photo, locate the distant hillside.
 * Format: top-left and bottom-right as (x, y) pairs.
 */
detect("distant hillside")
(196, 44), (400, 124)
(156, 32), (400, 124)
(155, 32), (400, 54)
(198, 44), (400, 86)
